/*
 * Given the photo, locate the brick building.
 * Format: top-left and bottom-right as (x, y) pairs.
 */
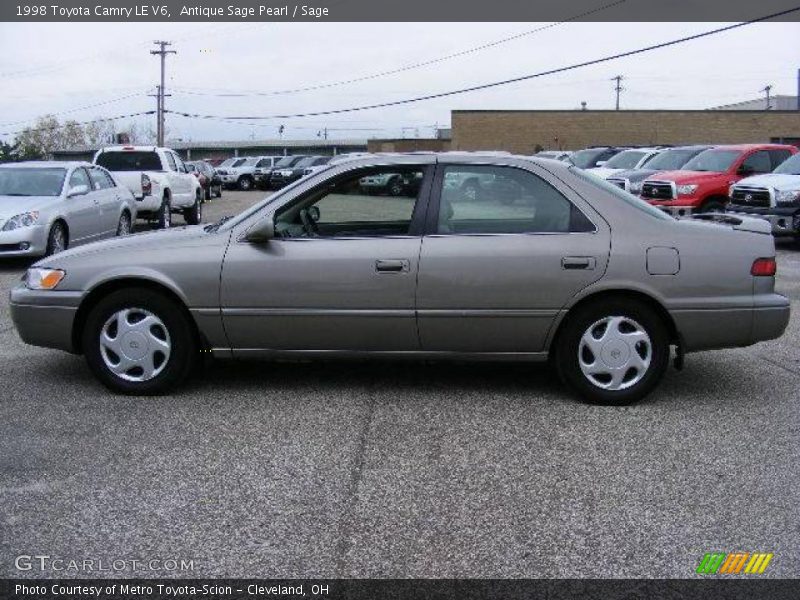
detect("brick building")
(450, 110), (800, 154)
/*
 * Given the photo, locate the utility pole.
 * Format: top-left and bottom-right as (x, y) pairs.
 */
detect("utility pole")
(150, 41), (176, 146)
(760, 84), (773, 110)
(611, 75), (624, 110)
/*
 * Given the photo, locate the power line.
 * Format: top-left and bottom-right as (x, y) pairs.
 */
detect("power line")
(169, 0), (626, 98)
(166, 5), (800, 123)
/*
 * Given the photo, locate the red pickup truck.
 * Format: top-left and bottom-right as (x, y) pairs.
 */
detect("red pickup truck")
(639, 144), (797, 216)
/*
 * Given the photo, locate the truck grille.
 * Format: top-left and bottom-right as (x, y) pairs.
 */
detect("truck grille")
(641, 181), (674, 200)
(730, 186), (771, 208)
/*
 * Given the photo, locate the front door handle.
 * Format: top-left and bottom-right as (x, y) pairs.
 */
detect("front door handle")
(562, 256), (596, 270)
(375, 259), (409, 273)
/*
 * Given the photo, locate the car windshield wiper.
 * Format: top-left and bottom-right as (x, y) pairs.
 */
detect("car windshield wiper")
(204, 215), (234, 232)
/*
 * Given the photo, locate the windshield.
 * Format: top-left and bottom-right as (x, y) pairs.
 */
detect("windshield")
(572, 167), (672, 221)
(682, 149), (739, 172)
(314, 156), (331, 166)
(294, 156), (319, 168)
(185, 163), (197, 172)
(604, 150), (649, 170)
(96, 151), (161, 171)
(644, 148), (704, 171)
(569, 149), (606, 169)
(219, 159), (237, 167)
(773, 153), (800, 175)
(275, 156), (303, 168)
(0, 168), (66, 197)
(239, 158), (257, 167)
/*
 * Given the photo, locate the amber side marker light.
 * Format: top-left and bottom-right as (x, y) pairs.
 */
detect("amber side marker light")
(25, 268), (65, 290)
(751, 258), (777, 277)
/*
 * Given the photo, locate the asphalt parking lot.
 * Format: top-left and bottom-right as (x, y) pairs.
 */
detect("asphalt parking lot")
(0, 190), (798, 579)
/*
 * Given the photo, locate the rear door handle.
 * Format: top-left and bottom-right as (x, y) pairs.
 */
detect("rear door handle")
(562, 256), (596, 270)
(375, 259), (409, 273)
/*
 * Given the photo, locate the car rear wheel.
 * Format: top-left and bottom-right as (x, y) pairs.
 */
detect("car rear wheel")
(45, 221), (68, 256)
(555, 299), (669, 405)
(82, 289), (197, 395)
(184, 192), (202, 225)
(116, 211), (132, 236)
(157, 196), (171, 229)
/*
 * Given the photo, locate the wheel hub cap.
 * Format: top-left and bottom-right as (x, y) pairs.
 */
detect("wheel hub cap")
(578, 316), (652, 391)
(99, 308), (171, 382)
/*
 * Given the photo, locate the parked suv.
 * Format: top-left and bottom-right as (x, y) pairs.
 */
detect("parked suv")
(261, 155), (307, 189)
(587, 147), (663, 179)
(218, 156), (282, 191)
(270, 156), (329, 189)
(94, 146), (203, 228)
(727, 151), (800, 242)
(640, 144), (797, 217)
(607, 146), (713, 194)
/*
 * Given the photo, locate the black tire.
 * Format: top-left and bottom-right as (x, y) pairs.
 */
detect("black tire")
(701, 200), (726, 213)
(82, 288), (197, 395)
(156, 196), (172, 229)
(45, 221), (68, 256)
(555, 298), (670, 406)
(204, 185), (211, 202)
(184, 192), (202, 225)
(387, 177), (404, 197)
(214, 184), (222, 198)
(238, 176), (253, 191)
(116, 211), (132, 236)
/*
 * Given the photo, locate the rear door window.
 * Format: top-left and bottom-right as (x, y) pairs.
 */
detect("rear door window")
(96, 151), (162, 171)
(741, 151), (771, 174)
(768, 149), (793, 170)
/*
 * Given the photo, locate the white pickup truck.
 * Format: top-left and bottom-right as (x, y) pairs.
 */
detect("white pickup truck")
(93, 146), (203, 228)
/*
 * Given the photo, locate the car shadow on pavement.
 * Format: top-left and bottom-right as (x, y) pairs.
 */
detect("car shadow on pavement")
(0, 257), (37, 272)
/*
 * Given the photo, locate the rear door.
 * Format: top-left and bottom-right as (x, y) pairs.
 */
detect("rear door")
(64, 167), (103, 244)
(416, 160), (610, 353)
(87, 166), (120, 236)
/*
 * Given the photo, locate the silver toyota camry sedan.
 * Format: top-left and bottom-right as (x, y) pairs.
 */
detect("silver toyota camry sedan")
(9, 153), (790, 404)
(0, 161), (137, 257)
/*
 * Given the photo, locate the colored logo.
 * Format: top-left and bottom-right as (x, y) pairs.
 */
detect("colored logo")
(696, 552), (773, 575)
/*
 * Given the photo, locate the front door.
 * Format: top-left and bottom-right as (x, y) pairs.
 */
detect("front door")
(220, 164), (432, 352)
(64, 167), (102, 245)
(416, 163), (611, 354)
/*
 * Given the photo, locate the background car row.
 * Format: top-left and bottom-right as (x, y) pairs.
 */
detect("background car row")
(536, 143), (800, 243)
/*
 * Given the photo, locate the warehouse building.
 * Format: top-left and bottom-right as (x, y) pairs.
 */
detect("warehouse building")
(450, 109), (800, 154)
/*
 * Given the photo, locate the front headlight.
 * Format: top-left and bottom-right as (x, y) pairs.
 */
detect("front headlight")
(2, 211), (39, 231)
(677, 184), (699, 196)
(25, 268), (65, 290)
(775, 189), (800, 206)
(628, 181), (643, 194)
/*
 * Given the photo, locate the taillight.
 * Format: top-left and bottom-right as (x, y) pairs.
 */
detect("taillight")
(141, 173), (152, 196)
(751, 257), (776, 276)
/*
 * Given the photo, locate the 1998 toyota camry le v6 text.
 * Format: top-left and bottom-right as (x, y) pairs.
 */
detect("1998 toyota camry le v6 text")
(9, 153), (790, 405)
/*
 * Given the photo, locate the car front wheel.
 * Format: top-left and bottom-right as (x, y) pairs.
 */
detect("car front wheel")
(82, 289), (197, 395)
(555, 299), (669, 405)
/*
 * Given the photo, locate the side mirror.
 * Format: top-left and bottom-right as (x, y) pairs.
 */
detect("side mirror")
(67, 184), (89, 197)
(244, 218), (275, 243)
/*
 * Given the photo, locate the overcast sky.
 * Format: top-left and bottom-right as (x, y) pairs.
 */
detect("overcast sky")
(0, 21), (797, 143)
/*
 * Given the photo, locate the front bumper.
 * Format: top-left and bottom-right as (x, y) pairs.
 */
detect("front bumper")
(0, 225), (48, 257)
(9, 285), (83, 353)
(726, 206), (800, 236)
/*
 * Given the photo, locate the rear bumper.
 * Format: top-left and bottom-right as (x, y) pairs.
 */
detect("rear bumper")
(673, 295), (790, 352)
(9, 285), (82, 353)
(726, 207), (800, 236)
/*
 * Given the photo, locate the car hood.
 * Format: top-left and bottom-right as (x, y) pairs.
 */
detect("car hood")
(646, 170), (726, 184)
(35, 225), (211, 266)
(586, 167), (624, 179)
(0, 195), (62, 221)
(607, 168), (658, 183)
(734, 173), (800, 191)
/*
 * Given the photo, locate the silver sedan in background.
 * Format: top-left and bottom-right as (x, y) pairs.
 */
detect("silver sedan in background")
(9, 153), (790, 405)
(0, 161), (136, 257)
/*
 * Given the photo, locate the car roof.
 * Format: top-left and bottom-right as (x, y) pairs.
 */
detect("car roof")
(703, 143), (796, 151)
(0, 160), (86, 169)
